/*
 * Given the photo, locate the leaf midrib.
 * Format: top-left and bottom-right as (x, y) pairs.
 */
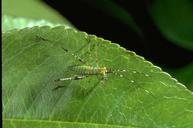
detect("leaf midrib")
(4, 118), (137, 128)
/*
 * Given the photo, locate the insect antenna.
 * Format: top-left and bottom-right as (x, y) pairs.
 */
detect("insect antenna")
(61, 47), (87, 65)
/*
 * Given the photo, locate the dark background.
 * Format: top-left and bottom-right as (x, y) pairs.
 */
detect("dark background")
(42, 0), (193, 69)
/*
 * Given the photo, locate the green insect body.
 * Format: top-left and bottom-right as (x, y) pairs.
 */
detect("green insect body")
(69, 65), (112, 76)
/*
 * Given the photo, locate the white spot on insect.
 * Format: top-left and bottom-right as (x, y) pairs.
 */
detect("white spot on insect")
(120, 74), (123, 77)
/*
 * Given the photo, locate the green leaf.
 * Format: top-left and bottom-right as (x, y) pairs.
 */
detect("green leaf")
(2, 0), (73, 26)
(3, 26), (193, 127)
(2, 15), (73, 32)
(150, 0), (193, 51)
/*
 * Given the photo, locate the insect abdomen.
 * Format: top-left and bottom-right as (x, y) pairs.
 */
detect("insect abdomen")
(69, 66), (101, 75)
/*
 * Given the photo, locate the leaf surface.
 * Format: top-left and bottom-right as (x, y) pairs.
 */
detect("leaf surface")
(3, 26), (193, 128)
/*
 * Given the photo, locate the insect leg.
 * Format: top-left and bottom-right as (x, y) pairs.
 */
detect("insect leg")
(53, 75), (88, 90)
(98, 74), (108, 85)
(55, 75), (88, 82)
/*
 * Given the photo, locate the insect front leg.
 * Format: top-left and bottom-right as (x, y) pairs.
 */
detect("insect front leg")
(99, 74), (108, 85)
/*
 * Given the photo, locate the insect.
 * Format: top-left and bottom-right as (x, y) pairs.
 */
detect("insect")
(53, 45), (155, 100)
(53, 47), (126, 90)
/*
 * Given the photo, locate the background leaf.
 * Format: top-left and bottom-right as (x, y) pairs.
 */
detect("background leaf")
(150, 0), (193, 51)
(83, 0), (143, 37)
(2, 15), (73, 32)
(2, 0), (73, 27)
(3, 26), (193, 127)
